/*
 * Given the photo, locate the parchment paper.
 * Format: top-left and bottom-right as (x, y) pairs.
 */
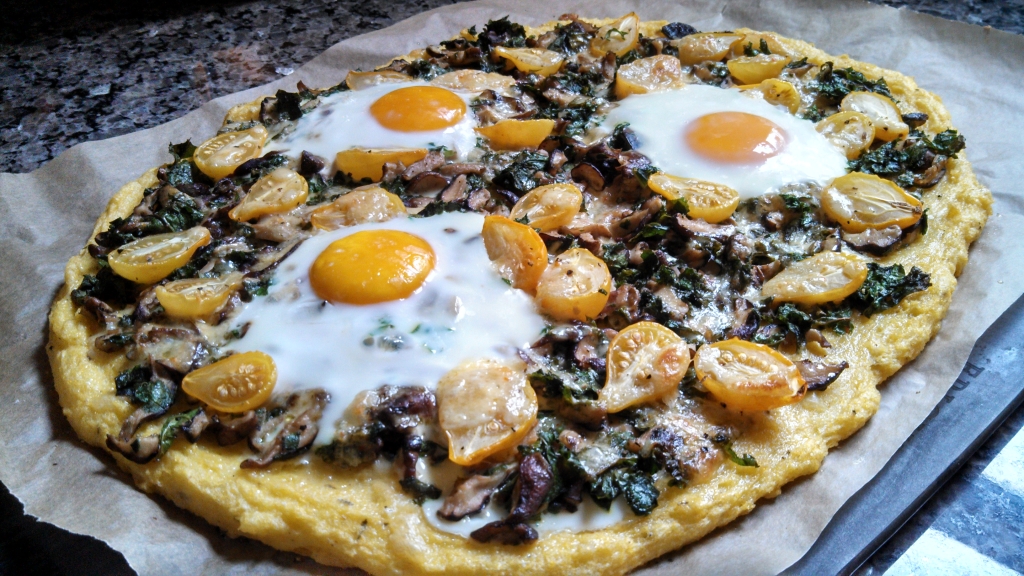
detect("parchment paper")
(2, 0), (1023, 574)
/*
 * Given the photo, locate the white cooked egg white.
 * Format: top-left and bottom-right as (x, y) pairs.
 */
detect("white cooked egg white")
(263, 81), (480, 161)
(603, 84), (848, 199)
(224, 211), (547, 443)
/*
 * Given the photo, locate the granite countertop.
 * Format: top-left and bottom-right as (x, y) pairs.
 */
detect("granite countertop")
(1, 1), (1022, 574)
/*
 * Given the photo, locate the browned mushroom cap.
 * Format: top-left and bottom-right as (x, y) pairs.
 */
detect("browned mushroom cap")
(570, 162), (606, 191)
(405, 172), (451, 195)
(437, 463), (517, 521)
(797, 360), (850, 392)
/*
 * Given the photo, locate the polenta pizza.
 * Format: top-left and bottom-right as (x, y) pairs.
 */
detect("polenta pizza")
(47, 13), (991, 575)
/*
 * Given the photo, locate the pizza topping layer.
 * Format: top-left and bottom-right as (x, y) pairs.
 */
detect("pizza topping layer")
(70, 14), (965, 542)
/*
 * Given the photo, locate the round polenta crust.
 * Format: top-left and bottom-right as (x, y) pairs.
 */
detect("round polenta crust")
(46, 19), (992, 576)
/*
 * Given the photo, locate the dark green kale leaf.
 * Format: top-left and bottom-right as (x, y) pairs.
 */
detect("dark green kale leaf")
(813, 62), (892, 104)
(158, 408), (201, 454)
(780, 193), (815, 229)
(548, 21), (592, 55)
(404, 59), (447, 81)
(477, 16), (527, 51)
(152, 190), (204, 232)
(849, 263), (931, 317)
(848, 139), (905, 177)
(929, 129), (966, 158)
(72, 266), (136, 306)
(529, 364), (601, 404)
(587, 467), (660, 515)
(168, 140), (197, 162)
(115, 366), (175, 413)
(400, 477), (443, 505)
(415, 200), (469, 217)
(493, 151), (549, 195)
(743, 38), (772, 56)
(232, 153), (289, 188)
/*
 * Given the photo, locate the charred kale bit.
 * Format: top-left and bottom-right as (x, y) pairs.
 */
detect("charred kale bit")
(158, 408), (201, 454)
(232, 152), (289, 187)
(850, 263), (931, 317)
(415, 200), (469, 217)
(168, 140), (197, 162)
(548, 21), (592, 54)
(493, 151), (549, 196)
(813, 62), (892, 104)
(400, 477), (443, 504)
(661, 22), (697, 40)
(477, 16), (527, 51)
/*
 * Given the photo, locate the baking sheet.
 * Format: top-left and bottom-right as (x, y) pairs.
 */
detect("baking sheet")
(1, 0), (1023, 574)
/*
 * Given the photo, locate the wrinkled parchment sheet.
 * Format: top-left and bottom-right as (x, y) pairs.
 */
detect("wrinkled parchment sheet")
(2, 0), (1023, 573)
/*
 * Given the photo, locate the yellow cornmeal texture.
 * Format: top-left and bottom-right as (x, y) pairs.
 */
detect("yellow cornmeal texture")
(47, 18), (991, 576)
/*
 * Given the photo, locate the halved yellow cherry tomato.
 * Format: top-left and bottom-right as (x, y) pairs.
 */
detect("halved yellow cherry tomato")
(475, 119), (556, 151)
(493, 46), (564, 76)
(194, 125), (269, 180)
(108, 227), (212, 285)
(840, 91), (909, 142)
(229, 167), (309, 222)
(591, 12), (640, 57)
(729, 33), (789, 58)
(535, 248), (612, 321)
(761, 251), (868, 305)
(694, 339), (805, 412)
(816, 111), (877, 160)
(182, 351), (277, 413)
(509, 183), (582, 232)
(758, 78), (801, 113)
(437, 359), (538, 466)
(601, 322), (691, 413)
(727, 54), (791, 85)
(310, 185), (407, 231)
(821, 172), (923, 232)
(614, 55), (688, 99)
(345, 69), (413, 90)
(155, 272), (245, 319)
(430, 69), (516, 94)
(673, 32), (743, 65)
(647, 173), (740, 223)
(481, 215), (548, 294)
(334, 147), (428, 182)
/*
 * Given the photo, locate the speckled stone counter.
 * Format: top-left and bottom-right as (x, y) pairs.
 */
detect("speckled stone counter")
(1, 1), (1022, 574)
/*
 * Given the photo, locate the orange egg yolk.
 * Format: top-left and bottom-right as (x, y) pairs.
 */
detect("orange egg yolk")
(370, 86), (467, 132)
(684, 111), (788, 164)
(309, 230), (436, 305)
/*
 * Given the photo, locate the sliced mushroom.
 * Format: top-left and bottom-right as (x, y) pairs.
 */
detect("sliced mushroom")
(438, 464), (517, 521)
(842, 225), (903, 255)
(402, 150), (445, 180)
(210, 411), (259, 445)
(405, 172), (451, 195)
(571, 162), (606, 191)
(672, 214), (737, 241)
(242, 388), (329, 469)
(797, 359), (850, 392)
(440, 174), (469, 203)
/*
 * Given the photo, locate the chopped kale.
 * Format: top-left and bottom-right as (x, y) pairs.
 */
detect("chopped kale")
(415, 200), (469, 217)
(232, 153), (289, 187)
(743, 39), (771, 56)
(529, 364), (601, 404)
(800, 104), (824, 123)
(849, 263), (931, 317)
(400, 477), (443, 505)
(153, 190), (204, 232)
(493, 151), (549, 196)
(587, 467), (660, 515)
(72, 266), (135, 306)
(305, 173), (329, 205)
(168, 140), (197, 162)
(848, 129), (965, 187)
(404, 59), (447, 81)
(786, 56), (809, 69)
(780, 193), (815, 229)
(477, 16), (527, 51)
(720, 442), (759, 467)
(158, 408), (201, 454)
(813, 62), (892, 104)
(548, 21), (591, 54)
(273, 89), (305, 121)
(115, 365), (175, 413)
